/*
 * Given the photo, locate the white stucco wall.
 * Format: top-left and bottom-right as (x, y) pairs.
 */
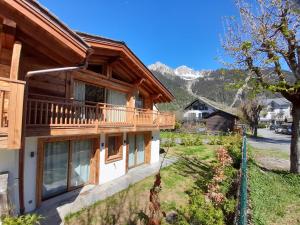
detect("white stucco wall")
(23, 137), (38, 212)
(150, 131), (160, 164)
(99, 133), (127, 185)
(0, 149), (20, 214)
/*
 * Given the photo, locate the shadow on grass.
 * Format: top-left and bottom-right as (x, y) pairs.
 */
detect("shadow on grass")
(171, 154), (214, 192)
(65, 187), (148, 225)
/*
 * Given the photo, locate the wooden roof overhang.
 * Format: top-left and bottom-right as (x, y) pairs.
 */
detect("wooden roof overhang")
(77, 32), (174, 104)
(0, 0), (90, 65)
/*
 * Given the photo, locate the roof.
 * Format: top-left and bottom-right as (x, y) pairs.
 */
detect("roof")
(77, 32), (174, 102)
(264, 98), (291, 106)
(25, 0), (90, 49)
(184, 97), (238, 117)
(206, 110), (239, 119)
(1, 0), (174, 103)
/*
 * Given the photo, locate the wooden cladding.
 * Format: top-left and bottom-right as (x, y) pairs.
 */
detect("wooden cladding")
(105, 134), (123, 163)
(0, 77), (25, 149)
(25, 97), (175, 134)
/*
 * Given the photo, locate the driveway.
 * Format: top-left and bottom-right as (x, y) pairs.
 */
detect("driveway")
(248, 128), (291, 170)
(248, 128), (290, 152)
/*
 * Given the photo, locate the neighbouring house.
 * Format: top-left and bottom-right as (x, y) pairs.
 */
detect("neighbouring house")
(0, 0), (175, 215)
(183, 97), (238, 132)
(205, 110), (239, 133)
(260, 98), (292, 124)
(183, 97), (217, 122)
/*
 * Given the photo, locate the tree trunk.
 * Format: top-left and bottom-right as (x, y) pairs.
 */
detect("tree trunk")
(253, 125), (258, 137)
(290, 104), (300, 173)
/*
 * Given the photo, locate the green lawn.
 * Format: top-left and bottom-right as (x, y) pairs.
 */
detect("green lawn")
(251, 147), (290, 160)
(249, 161), (300, 225)
(65, 144), (219, 225)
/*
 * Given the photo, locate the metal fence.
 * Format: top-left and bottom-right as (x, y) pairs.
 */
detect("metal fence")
(238, 130), (248, 225)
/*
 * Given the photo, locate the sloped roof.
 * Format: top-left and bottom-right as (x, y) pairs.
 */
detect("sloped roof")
(77, 32), (174, 102)
(264, 98), (291, 106)
(184, 97), (238, 117)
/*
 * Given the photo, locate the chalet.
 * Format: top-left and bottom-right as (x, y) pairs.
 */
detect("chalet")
(183, 97), (217, 122)
(183, 97), (238, 132)
(0, 0), (175, 215)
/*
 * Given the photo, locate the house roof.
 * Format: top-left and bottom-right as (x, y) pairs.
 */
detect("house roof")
(77, 32), (174, 102)
(184, 97), (238, 117)
(206, 110), (239, 119)
(264, 98), (291, 107)
(1, 0), (174, 103)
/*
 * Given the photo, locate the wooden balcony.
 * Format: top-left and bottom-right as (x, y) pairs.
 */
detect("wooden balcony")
(26, 96), (175, 136)
(0, 77), (25, 149)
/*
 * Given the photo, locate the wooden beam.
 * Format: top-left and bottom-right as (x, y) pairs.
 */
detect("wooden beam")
(9, 41), (22, 80)
(151, 94), (162, 101)
(135, 78), (145, 88)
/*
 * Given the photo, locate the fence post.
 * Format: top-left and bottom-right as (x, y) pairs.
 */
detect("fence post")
(239, 127), (248, 225)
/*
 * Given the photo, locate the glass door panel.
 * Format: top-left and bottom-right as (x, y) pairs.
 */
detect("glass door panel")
(136, 134), (145, 165)
(70, 140), (92, 187)
(42, 141), (69, 200)
(128, 134), (136, 168)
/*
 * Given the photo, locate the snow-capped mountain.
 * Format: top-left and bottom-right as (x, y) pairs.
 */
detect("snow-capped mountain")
(148, 61), (211, 80)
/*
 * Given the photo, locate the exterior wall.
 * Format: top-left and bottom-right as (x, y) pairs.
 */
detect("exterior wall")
(150, 131), (160, 164)
(20, 131), (160, 212)
(206, 113), (236, 132)
(23, 137), (38, 212)
(0, 149), (20, 214)
(99, 133), (127, 185)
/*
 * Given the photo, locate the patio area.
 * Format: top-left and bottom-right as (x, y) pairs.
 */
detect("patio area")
(35, 156), (176, 225)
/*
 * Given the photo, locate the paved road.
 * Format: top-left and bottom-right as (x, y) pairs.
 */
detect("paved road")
(248, 128), (291, 152)
(248, 128), (291, 170)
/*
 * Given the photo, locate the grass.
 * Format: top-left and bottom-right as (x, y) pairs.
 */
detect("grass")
(160, 131), (206, 140)
(249, 161), (300, 225)
(251, 147), (290, 160)
(64, 144), (219, 225)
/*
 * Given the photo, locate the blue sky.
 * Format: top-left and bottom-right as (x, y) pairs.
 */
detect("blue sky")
(39, 0), (239, 70)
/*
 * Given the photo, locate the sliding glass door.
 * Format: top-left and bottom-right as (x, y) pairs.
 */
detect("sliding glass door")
(70, 140), (92, 187)
(42, 139), (93, 200)
(42, 141), (69, 200)
(127, 134), (145, 169)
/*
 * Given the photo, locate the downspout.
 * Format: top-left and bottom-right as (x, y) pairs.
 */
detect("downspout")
(18, 48), (93, 214)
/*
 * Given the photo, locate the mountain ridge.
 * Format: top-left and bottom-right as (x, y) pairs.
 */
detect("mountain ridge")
(148, 61), (211, 80)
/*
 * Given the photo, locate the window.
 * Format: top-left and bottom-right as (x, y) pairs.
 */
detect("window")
(85, 84), (105, 103)
(135, 94), (144, 109)
(106, 134), (123, 163)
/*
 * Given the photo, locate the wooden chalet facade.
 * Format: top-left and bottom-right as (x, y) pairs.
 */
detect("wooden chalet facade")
(0, 0), (175, 214)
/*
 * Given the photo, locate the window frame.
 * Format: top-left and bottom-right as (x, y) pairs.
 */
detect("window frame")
(105, 133), (123, 163)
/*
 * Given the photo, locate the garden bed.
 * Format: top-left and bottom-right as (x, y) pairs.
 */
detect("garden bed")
(64, 133), (243, 225)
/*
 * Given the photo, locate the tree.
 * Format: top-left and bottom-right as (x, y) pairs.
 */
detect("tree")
(222, 0), (300, 173)
(240, 99), (264, 137)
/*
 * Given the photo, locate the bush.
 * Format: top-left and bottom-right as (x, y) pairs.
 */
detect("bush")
(208, 135), (224, 145)
(1, 214), (42, 225)
(222, 134), (243, 168)
(181, 134), (203, 147)
(176, 192), (225, 225)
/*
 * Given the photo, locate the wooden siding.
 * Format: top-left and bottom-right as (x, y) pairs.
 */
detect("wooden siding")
(0, 78), (25, 149)
(205, 111), (236, 133)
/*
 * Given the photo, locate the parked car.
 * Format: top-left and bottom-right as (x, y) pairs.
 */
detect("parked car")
(281, 124), (292, 135)
(275, 126), (283, 134)
(269, 124), (278, 130)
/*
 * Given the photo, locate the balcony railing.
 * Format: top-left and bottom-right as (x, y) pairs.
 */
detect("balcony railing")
(0, 77), (25, 149)
(26, 96), (175, 132)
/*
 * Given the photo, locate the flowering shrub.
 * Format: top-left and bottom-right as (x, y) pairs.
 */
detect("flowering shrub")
(175, 135), (241, 225)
